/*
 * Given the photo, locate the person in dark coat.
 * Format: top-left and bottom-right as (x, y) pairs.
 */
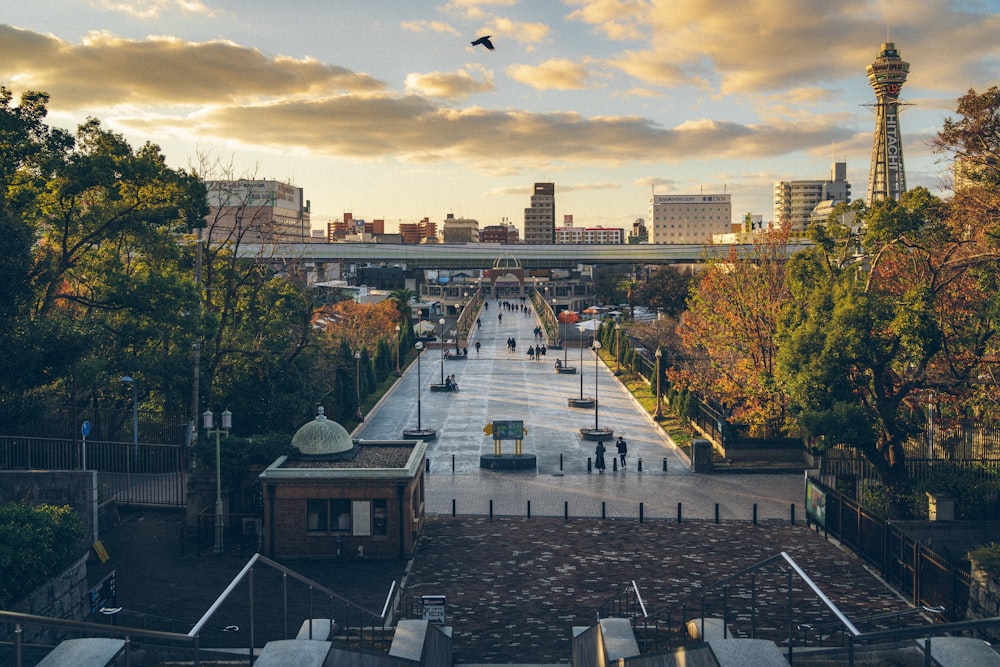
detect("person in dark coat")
(595, 441), (607, 474)
(616, 436), (628, 468)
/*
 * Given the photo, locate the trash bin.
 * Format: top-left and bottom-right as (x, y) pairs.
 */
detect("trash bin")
(692, 439), (714, 473)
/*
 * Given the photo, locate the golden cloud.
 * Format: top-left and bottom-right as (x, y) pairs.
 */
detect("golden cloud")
(405, 67), (495, 99)
(507, 59), (589, 90)
(0, 25), (384, 109)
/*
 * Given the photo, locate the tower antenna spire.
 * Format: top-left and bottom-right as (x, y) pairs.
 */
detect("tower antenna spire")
(865, 39), (909, 205)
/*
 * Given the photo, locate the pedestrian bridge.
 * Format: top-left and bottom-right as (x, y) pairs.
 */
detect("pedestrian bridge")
(236, 240), (813, 270)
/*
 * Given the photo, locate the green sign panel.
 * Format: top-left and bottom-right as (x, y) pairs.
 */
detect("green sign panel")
(492, 420), (524, 440)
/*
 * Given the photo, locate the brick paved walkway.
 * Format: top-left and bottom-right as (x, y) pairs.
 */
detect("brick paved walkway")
(403, 516), (919, 665)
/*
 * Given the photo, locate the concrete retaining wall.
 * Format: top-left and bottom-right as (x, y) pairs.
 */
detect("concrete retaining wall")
(4, 553), (90, 646)
(0, 470), (99, 546)
(967, 562), (1000, 643)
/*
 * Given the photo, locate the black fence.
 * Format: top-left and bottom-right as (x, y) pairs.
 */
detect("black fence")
(0, 436), (187, 508)
(805, 477), (971, 622)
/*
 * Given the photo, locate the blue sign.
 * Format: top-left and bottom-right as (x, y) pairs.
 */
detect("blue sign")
(81, 421), (91, 438)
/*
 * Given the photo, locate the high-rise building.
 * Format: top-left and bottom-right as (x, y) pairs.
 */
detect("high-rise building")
(523, 182), (555, 244)
(399, 218), (437, 244)
(442, 213), (480, 243)
(773, 162), (851, 232)
(205, 179), (310, 244)
(866, 41), (909, 205)
(647, 194), (731, 244)
(627, 219), (648, 244)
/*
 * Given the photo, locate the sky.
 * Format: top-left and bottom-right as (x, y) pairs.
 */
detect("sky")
(2, 1), (999, 235)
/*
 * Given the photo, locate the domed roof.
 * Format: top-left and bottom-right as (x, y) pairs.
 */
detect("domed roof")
(292, 407), (353, 456)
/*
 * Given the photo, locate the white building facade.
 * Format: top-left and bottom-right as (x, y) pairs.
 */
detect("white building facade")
(205, 179), (310, 244)
(773, 163), (851, 232)
(647, 194), (732, 244)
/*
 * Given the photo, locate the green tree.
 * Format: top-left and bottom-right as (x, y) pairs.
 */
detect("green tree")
(637, 266), (694, 318)
(777, 185), (1000, 514)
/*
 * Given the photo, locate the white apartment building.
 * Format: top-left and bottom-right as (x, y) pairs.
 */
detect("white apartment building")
(773, 162), (851, 232)
(555, 216), (624, 244)
(205, 179), (310, 244)
(647, 194), (732, 244)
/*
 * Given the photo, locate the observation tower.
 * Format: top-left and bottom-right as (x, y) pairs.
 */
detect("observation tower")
(865, 41), (909, 205)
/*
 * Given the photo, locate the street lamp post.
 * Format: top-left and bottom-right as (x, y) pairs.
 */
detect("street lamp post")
(592, 341), (602, 430)
(415, 342), (424, 430)
(203, 408), (232, 555)
(354, 351), (364, 421)
(394, 324), (402, 377)
(615, 324), (622, 375)
(438, 318), (446, 384)
(654, 348), (663, 418)
(120, 376), (138, 465)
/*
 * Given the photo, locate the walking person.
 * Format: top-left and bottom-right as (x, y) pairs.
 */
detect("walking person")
(616, 436), (628, 469)
(475, 340), (481, 355)
(595, 441), (607, 474)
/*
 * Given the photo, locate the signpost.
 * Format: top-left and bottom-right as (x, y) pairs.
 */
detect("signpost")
(81, 420), (91, 470)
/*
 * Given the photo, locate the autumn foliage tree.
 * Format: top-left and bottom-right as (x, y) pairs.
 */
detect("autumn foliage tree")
(672, 230), (793, 437)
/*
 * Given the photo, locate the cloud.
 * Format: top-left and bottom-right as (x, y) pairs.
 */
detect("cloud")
(568, 0), (1000, 96)
(91, 0), (218, 19)
(635, 176), (676, 189)
(405, 66), (495, 99)
(401, 20), (462, 37)
(0, 26), (384, 109)
(564, 0), (648, 41)
(507, 58), (589, 90)
(130, 94), (855, 173)
(482, 17), (550, 45)
(442, 0), (519, 21)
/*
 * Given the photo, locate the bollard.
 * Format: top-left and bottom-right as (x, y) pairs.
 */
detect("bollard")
(640, 502), (644, 523)
(790, 504), (795, 525)
(677, 502), (682, 524)
(638, 457), (643, 472)
(663, 457), (668, 472)
(452, 499), (456, 516)
(426, 458), (430, 472)
(527, 500), (531, 518)
(715, 503), (720, 524)
(564, 501), (569, 521)
(601, 501), (606, 520)
(753, 503), (758, 525)
(560, 453), (563, 471)
(452, 454), (455, 471)
(489, 499), (494, 520)
(588, 456), (592, 473)
(613, 458), (618, 472)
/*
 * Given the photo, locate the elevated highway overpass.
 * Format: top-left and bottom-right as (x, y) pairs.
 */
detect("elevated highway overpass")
(237, 240), (813, 270)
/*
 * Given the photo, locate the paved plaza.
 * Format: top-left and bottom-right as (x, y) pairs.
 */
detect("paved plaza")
(355, 300), (804, 521)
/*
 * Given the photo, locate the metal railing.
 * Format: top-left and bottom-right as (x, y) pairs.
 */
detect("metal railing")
(1, 553), (399, 666)
(596, 551), (949, 663)
(0, 436), (187, 507)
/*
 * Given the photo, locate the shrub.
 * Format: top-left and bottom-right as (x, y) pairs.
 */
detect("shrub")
(0, 502), (84, 607)
(969, 543), (1000, 577)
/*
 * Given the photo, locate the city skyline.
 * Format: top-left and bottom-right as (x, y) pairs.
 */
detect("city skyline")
(2, 1), (998, 233)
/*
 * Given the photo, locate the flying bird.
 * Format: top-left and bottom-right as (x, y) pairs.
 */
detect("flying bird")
(470, 35), (495, 50)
